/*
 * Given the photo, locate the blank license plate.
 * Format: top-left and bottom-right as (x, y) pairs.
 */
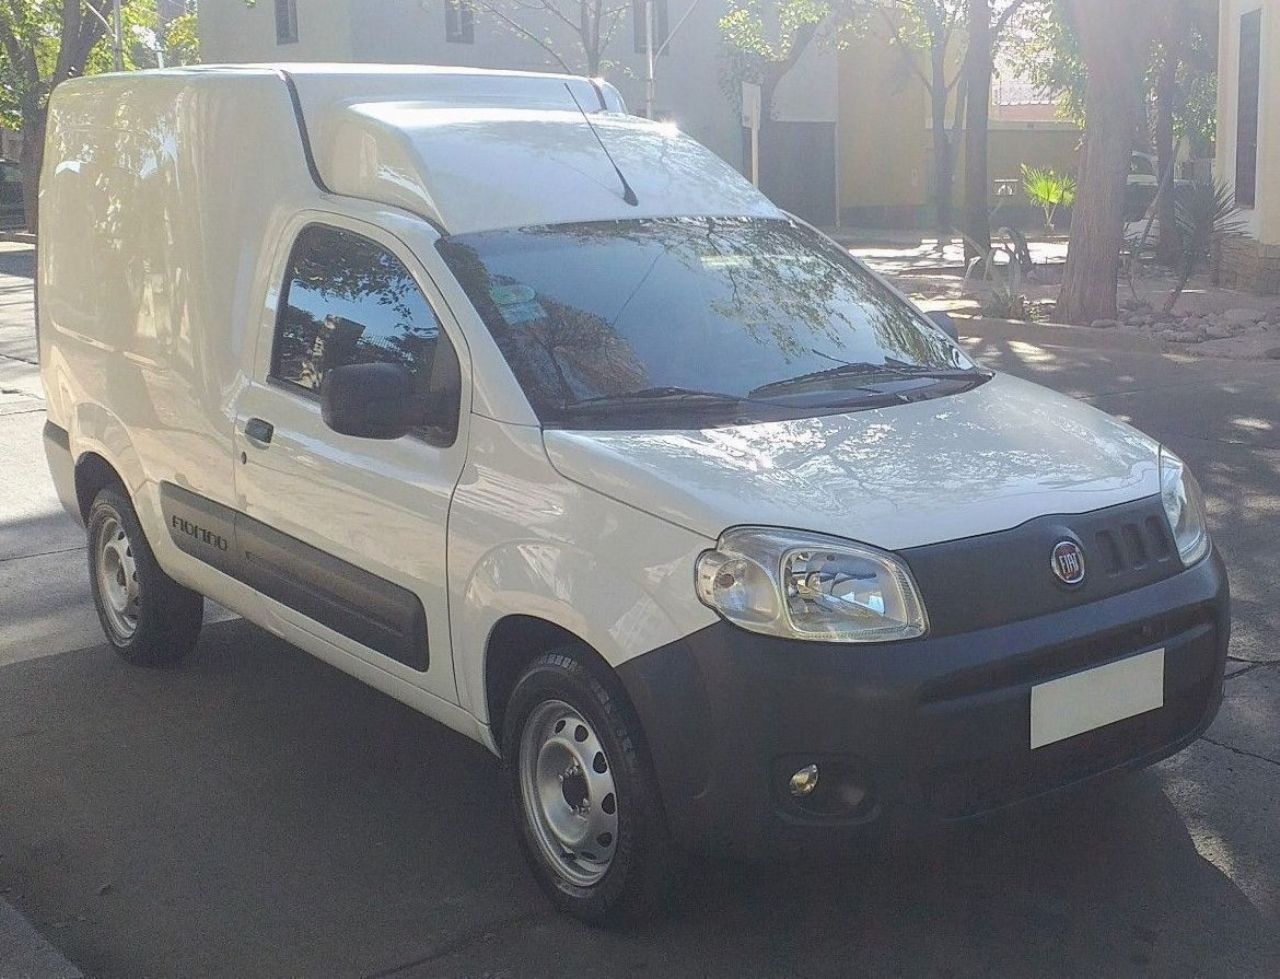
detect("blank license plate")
(1030, 649), (1165, 750)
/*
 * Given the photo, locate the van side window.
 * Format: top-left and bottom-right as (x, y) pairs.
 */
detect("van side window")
(273, 225), (461, 446)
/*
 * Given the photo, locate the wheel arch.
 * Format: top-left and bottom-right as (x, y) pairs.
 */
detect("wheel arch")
(483, 615), (619, 755)
(74, 451), (126, 523)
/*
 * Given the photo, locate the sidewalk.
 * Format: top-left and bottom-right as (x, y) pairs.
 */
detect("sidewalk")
(0, 244), (106, 667)
(0, 899), (82, 979)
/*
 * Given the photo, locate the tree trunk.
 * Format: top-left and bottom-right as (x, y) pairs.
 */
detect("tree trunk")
(929, 41), (954, 245)
(1056, 0), (1152, 326)
(754, 21), (819, 187)
(962, 0), (995, 263)
(1154, 37), (1181, 266)
(18, 98), (46, 232)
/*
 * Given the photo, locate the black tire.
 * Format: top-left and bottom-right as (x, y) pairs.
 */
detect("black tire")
(86, 484), (203, 668)
(503, 647), (678, 925)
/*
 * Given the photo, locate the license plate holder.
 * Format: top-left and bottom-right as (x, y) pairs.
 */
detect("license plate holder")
(1030, 649), (1165, 750)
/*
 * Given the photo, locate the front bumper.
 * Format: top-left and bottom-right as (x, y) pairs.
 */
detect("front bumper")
(617, 550), (1229, 855)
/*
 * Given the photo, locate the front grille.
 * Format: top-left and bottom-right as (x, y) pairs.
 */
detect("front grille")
(1095, 516), (1174, 576)
(903, 495), (1184, 638)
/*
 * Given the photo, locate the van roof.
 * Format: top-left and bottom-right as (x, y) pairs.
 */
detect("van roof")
(125, 64), (781, 235)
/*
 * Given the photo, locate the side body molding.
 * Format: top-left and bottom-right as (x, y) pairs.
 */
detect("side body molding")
(160, 482), (428, 670)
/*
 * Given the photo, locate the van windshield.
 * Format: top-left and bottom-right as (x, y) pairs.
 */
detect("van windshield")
(437, 217), (987, 430)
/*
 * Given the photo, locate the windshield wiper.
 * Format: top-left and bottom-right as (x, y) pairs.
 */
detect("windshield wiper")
(561, 386), (753, 414)
(880, 358), (993, 381)
(749, 363), (905, 400)
(749, 360), (989, 400)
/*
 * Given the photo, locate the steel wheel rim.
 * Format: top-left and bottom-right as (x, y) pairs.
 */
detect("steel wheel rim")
(95, 514), (140, 640)
(518, 699), (619, 888)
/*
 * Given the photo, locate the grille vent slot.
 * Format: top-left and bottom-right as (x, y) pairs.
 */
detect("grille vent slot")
(1095, 518), (1174, 576)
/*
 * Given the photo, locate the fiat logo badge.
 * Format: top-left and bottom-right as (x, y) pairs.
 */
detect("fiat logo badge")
(1051, 540), (1085, 586)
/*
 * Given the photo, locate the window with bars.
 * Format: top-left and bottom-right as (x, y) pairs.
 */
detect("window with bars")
(446, 0), (474, 43)
(633, 0), (670, 55)
(275, 0), (298, 45)
(1235, 9), (1261, 208)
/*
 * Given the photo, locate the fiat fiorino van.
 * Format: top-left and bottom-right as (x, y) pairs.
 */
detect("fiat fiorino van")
(39, 66), (1228, 923)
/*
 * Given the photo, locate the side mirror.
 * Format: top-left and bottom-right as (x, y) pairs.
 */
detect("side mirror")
(320, 362), (418, 440)
(928, 310), (959, 341)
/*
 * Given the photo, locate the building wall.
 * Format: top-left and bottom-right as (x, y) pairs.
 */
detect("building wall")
(837, 31), (931, 225)
(199, 0), (838, 181)
(835, 30), (1081, 229)
(1217, 0), (1279, 244)
(1215, 0), (1279, 292)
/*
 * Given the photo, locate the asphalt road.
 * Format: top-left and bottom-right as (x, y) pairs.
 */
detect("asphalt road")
(1, 248), (1278, 978)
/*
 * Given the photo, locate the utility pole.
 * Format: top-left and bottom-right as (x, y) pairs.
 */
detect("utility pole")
(112, 0), (123, 71)
(642, 0), (704, 120)
(82, 0), (125, 71)
(644, 0), (656, 119)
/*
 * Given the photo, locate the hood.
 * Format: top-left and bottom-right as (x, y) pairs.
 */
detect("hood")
(542, 373), (1161, 551)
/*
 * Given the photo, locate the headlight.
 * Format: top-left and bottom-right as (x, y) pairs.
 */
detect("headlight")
(695, 528), (927, 643)
(1159, 448), (1209, 566)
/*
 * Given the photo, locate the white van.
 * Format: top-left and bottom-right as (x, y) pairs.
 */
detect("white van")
(39, 66), (1228, 923)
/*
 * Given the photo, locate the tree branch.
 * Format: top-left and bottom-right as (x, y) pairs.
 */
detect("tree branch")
(875, 5), (933, 93)
(466, 0), (576, 72)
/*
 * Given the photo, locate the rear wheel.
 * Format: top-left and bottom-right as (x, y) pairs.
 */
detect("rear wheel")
(87, 485), (203, 667)
(504, 648), (677, 924)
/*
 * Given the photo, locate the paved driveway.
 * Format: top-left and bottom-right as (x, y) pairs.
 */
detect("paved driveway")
(1, 251), (1278, 977)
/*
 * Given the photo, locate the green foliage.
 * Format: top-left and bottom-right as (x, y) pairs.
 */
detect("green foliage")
(1021, 164), (1076, 227)
(1004, 0), (1084, 123)
(718, 0), (836, 106)
(1174, 63), (1216, 147)
(984, 285), (1041, 321)
(1175, 182), (1245, 269)
(0, 0), (162, 119)
(720, 0), (834, 62)
(1164, 181), (1247, 312)
(1007, 0), (1216, 143)
(158, 11), (201, 67)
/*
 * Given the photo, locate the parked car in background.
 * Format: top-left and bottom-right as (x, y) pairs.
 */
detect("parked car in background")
(1126, 151), (1195, 224)
(0, 160), (24, 229)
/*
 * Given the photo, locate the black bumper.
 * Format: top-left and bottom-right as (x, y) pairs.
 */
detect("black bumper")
(617, 550), (1229, 855)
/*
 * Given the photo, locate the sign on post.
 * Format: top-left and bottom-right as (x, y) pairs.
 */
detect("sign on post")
(742, 82), (762, 187)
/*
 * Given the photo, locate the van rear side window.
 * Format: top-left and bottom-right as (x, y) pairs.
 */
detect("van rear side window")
(272, 224), (461, 446)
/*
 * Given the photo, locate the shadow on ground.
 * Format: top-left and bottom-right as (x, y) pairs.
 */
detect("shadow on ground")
(0, 619), (1276, 979)
(0, 247), (35, 279)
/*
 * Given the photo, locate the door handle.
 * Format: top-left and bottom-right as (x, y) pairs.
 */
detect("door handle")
(244, 417), (274, 447)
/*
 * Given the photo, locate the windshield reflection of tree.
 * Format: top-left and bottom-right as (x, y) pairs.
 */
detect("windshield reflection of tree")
(438, 237), (646, 410)
(277, 230), (440, 387)
(442, 218), (967, 414)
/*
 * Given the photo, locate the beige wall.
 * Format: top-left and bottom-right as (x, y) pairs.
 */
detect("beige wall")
(836, 33), (1081, 226)
(200, 0), (355, 62)
(197, 0), (837, 183)
(1217, 0), (1279, 245)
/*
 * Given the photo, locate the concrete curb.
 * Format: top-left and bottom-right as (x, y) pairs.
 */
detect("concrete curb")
(0, 232), (35, 245)
(0, 899), (83, 979)
(956, 314), (1280, 361)
(955, 315), (1170, 354)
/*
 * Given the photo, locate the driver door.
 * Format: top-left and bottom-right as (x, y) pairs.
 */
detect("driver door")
(231, 214), (468, 706)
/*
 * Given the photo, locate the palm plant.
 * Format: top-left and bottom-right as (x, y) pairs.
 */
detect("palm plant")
(1021, 165), (1077, 233)
(1164, 181), (1247, 313)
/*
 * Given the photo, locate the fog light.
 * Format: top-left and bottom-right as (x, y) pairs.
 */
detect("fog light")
(789, 764), (820, 797)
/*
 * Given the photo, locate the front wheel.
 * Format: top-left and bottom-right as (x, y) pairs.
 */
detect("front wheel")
(504, 649), (677, 924)
(87, 485), (203, 667)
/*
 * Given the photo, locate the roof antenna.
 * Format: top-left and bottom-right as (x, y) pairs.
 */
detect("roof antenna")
(564, 82), (638, 207)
